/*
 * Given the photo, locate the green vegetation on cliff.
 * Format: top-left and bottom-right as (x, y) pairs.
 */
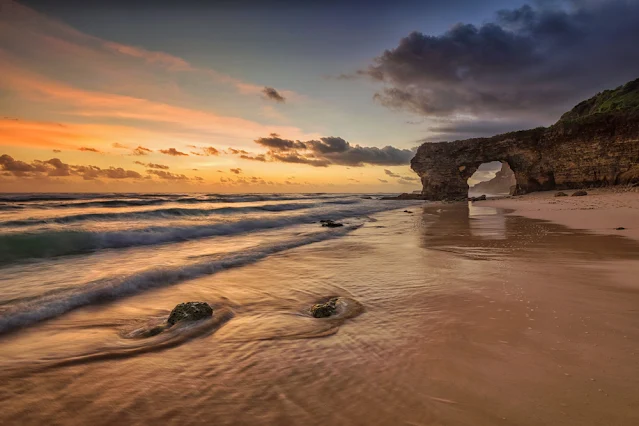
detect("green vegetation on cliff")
(559, 78), (639, 121)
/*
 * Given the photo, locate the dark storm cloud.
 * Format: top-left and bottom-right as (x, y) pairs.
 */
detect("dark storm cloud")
(252, 133), (414, 167)
(0, 154), (142, 180)
(364, 1), (639, 124)
(159, 148), (188, 156)
(262, 87), (286, 103)
(421, 118), (544, 142)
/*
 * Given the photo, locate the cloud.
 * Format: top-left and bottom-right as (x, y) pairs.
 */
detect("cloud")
(146, 170), (189, 180)
(363, 1), (639, 126)
(240, 154), (267, 162)
(0, 154), (142, 180)
(227, 148), (250, 155)
(398, 176), (420, 185)
(112, 142), (129, 149)
(230, 168), (242, 174)
(262, 87), (286, 103)
(132, 146), (153, 155)
(252, 133), (414, 167)
(188, 146), (221, 156)
(53, 149), (61, 153)
(384, 169), (400, 178)
(134, 161), (169, 170)
(79, 147), (100, 152)
(347, 178), (360, 183)
(378, 179), (389, 183)
(159, 148), (188, 156)
(202, 147), (220, 156)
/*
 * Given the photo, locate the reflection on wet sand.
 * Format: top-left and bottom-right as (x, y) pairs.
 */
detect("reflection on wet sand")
(1, 206), (638, 426)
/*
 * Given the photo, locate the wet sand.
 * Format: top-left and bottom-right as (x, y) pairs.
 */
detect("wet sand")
(483, 187), (639, 241)
(1, 203), (639, 425)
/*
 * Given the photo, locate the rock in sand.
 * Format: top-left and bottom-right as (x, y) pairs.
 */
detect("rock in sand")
(168, 302), (213, 326)
(311, 298), (339, 318)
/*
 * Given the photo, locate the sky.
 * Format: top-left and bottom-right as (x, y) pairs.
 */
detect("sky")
(1, 0), (638, 192)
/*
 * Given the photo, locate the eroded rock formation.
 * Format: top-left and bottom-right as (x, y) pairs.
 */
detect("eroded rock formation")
(411, 79), (639, 200)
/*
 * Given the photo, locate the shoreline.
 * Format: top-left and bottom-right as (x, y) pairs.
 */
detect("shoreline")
(479, 186), (639, 241)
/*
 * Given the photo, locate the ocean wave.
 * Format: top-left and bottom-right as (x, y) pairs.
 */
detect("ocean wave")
(3, 193), (356, 209)
(0, 202), (322, 227)
(0, 202), (397, 264)
(0, 225), (361, 334)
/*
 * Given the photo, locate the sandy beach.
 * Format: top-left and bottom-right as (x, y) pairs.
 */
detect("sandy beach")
(483, 187), (639, 241)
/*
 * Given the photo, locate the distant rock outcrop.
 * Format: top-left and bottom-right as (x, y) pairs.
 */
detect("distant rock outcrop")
(470, 162), (516, 195)
(411, 78), (639, 200)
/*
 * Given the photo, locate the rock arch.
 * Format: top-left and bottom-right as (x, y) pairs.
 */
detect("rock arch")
(411, 114), (639, 200)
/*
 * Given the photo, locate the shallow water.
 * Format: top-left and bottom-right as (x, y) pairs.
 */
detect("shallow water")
(1, 195), (639, 425)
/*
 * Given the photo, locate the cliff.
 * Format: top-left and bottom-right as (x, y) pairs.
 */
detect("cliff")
(411, 78), (639, 200)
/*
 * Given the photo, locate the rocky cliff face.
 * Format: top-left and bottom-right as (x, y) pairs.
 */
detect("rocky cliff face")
(411, 79), (639, 200)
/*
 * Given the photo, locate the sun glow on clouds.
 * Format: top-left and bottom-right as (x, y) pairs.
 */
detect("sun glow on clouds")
(0, 0), (418, 192)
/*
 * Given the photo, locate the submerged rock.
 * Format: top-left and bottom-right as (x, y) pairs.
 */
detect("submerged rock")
(320, 219), (344, 228)
(167, 302), (213, 326)
(311, 298), (339, 318)
(572, 190), (588, 196)
(555, 191), (568, 197)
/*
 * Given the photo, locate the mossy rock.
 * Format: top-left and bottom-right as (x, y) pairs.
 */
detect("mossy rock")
(168, 302), (213, 326)
(310, 298), (339, 318)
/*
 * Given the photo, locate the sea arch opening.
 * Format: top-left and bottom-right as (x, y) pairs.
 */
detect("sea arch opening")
(467, 161), (516, 198)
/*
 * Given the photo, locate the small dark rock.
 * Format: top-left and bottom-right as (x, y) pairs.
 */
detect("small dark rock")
(572, 190), (588, 196)
(615, 227), (626, 230)
(321, 220), (344, 228)
(468, 194), (487, 202)
(167, 302), (213, 326)
(555, 192), (568, 197)
(310, 298), (339, 318)
(403, 210), (413, 213)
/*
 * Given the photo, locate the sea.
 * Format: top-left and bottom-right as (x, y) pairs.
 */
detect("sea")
(1, 192), (638, 426)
